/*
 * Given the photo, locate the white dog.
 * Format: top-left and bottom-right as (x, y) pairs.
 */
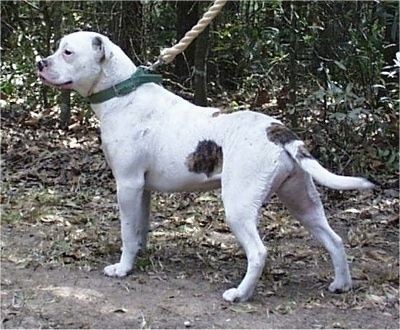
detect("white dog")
(37, 31), (374, 302)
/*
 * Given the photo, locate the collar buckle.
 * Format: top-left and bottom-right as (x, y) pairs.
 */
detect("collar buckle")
(112, 79), (135, 97)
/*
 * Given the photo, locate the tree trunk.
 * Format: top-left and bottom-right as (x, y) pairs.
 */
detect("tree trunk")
(39, 1), (53, 109)
(194, 21), (209, 106)
(285, 1), (298, 128)
(175, 1), (198, 81)
(52, 3), (71, 129)
(108, 1), (143, 61)
(382, 3), (398, 72)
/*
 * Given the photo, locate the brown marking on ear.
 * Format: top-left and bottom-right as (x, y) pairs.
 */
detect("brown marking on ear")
(92, 36), (106, 62)
(267, 123), (299, 145)
(53, 39), (61, 52)
(92, 36), (103, 49)
(186, 140), (223, 177)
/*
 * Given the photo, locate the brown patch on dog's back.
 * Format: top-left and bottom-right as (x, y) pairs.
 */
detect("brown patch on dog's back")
(297, 145), (313, 159)
(267, 124), (315, 160)
(186, 140), (223, 177)
(267, 123), (299, 145)
(212, 111), (221, 118)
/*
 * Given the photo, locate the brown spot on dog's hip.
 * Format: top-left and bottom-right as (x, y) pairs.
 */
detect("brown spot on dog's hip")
(186, 140), (223, 177)
(212, 111), (221, 118)
(267, 123), (299, 145)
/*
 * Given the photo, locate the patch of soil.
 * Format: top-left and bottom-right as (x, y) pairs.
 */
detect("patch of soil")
(1, 260), (398, 329)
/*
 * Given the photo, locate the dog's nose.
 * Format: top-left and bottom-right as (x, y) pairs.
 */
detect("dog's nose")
(37, 59), (48, 72)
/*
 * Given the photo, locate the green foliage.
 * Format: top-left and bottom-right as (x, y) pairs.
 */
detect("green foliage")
(1, 0), (398, 175)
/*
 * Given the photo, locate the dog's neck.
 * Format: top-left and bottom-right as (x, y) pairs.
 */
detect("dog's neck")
(90, 46), (137, 97)
(87, 44), (142, 119)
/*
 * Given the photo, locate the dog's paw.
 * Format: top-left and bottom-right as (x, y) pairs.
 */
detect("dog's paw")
(103, 263), (131, 277)
(222, 288), (250, 302)
(328, 279), (352, 293)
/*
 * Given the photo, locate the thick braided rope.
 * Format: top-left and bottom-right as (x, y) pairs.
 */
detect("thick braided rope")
(159, 0), (228, 64)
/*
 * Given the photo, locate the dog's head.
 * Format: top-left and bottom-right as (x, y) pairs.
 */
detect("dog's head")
(37, 31), (115, 97)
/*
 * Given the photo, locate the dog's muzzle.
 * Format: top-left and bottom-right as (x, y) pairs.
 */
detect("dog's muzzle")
(36, 58), (73, 88)
(37, 59), (48, 72)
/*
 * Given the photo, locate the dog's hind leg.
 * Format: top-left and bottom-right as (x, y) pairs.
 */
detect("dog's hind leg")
(276, 170), (352, 292)
(221, 199), (267, 302)
(220, 174), (275, 302)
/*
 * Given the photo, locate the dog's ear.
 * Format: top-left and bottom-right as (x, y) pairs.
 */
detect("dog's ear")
(53, 39), (61, 52)
(92, 36), (112, 62)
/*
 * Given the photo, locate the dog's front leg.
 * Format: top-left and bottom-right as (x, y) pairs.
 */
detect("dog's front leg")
(104, 183), (150, 277)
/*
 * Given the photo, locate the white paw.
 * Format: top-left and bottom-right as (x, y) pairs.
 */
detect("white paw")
(328, 279), (352, 293)
(103, 263), (131, 277)
(222, 288), (249, 302)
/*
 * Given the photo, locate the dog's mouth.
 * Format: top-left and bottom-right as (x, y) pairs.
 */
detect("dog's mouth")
(39, 74), (73, 89)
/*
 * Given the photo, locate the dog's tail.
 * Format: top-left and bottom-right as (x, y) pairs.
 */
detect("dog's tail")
(283, 140), (375, 190)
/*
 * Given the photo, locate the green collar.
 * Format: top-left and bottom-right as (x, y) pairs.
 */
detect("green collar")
(87, 67), (163, 104)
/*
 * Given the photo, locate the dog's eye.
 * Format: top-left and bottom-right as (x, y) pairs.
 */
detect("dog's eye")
(64, 49), (73, 56)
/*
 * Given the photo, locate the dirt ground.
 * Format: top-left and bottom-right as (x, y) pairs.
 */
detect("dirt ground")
(1, 106), (399, 329)
(2, 189), (399, 329)
(0, 259), (398, 329)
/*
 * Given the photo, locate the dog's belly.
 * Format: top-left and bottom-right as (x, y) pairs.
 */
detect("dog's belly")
(144, 170), (221, 192)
